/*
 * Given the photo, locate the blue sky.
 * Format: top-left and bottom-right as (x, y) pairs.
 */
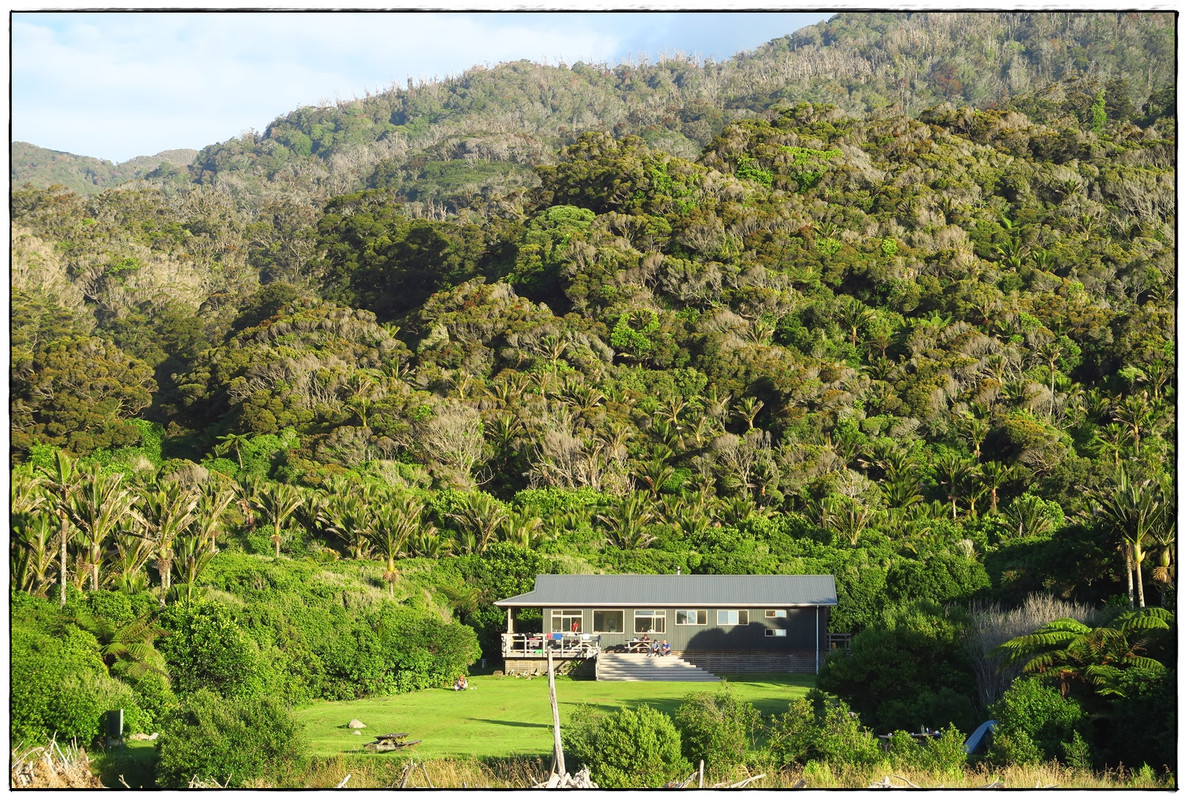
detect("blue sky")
(12, 9), (833, 163)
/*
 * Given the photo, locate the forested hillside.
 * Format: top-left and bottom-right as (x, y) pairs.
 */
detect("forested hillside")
(10, 10), (1176, 788)
(10, 142), (198, 196)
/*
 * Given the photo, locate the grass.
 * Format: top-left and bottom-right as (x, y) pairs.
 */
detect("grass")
(292, 673), (816, 761)
(91, 740), (157, 789)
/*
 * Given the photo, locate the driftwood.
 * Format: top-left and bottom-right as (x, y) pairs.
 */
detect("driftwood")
(533, 766), (597, 788)
(869, 775), (921, 789)
(716, 773), (766, 788)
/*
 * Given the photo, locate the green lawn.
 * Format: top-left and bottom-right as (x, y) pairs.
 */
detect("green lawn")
(293, 673), (815, 760)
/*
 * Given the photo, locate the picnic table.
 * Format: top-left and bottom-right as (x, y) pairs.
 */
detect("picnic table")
(624, 639), (653, 654)
(364, 732), (422, 752)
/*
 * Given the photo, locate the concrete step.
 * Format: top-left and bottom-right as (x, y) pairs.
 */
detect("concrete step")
(597, 653), (720, 682)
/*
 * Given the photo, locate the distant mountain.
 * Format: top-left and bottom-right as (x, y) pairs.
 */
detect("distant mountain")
(10, 142), (198, 195)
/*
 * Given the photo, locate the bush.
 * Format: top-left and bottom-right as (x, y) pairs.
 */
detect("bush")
(155, 688), (307, 788)
(378, 608), (483, 692)
(987, 677), (1086, 765)
(885, 724), (967, 777)
(810, 692), (883, 767)
(767, 691), (881, 769)
(158, 598), (263, 699)
(767, 697), (816, 767)
(817, 601), (976, 732)
(11, 597), (146, 745)
(673, 687), (760, 775)
(564, 704), (690, 788)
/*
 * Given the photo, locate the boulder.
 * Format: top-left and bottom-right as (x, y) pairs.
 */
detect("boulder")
(347, 719), (367, 729)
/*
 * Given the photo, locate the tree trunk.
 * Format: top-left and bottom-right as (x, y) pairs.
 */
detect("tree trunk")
(159, 557), (172, 608)
(1134, 545), (1147, 608)
(59, 515), (69, 607)
(1124, 548), (1135, 608)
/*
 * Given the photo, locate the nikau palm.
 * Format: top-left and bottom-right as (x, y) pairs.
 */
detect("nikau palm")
(369, 499), (432, 597)
(137, 482), (199, 607)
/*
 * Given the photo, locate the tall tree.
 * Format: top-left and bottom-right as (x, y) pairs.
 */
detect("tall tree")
(253, 483), (304, 559)
(138, 482), (199, 607)
(37, 450), (79, 607)
(70, 464), (135, 591)
(369, 499), (432, 597)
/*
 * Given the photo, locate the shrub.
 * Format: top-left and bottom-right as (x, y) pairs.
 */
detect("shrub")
(564, 705), (690, 788)
(155, 688), (307, 788)
(987, 677), (1086, 764)
(377, 609), (483, 692)
(817, 601), (976, 732)
(885, 724), (967, 777)
(11, 598), (128, 745)
(673, 687), (760, 775)
(767, 691), (881, 769)
(810, 692), (883, 767)
(157, 598), (263, 699)
(767, 697), (816, 767)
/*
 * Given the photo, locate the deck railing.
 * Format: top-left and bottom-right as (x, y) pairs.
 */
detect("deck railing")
(501, 632), (601, 659)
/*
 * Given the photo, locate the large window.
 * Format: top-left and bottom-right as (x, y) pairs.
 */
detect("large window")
(551, 608), (582, 633)
(634, 610), (666, 634)
(593, 610), (624, 634)
(717, 609), (749, 626)
(676, 609), (707, 625)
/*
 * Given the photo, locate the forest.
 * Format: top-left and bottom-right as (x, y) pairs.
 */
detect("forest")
(10, 10), (1176, 789)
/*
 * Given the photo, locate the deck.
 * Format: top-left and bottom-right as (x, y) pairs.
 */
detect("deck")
(500, 632), (601, 659)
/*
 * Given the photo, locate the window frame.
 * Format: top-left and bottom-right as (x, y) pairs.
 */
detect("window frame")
(717, 609), (749, 626)
(593, 609), (624, 634)
(676, 609), (708, 626)
(765, 628), (788, 637)
(764, 609), (787, 619)
(550, 608), (583, 634)
(634, 609), (667, 634)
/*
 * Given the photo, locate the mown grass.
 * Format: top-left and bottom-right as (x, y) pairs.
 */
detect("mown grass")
(292, 672), (816, 761)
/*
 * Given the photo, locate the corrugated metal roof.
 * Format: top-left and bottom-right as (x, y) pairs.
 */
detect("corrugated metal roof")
(495, 574), (837, 608)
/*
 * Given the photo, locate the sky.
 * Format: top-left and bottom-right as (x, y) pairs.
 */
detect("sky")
(11, 8), (834, 164)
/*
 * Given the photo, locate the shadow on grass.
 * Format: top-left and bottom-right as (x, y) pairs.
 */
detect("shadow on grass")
(467, 718), (551, 730)
(92, 741), (157, 789)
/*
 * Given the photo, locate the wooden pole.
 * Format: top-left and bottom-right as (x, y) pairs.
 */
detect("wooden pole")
(547, 648), (566, 777)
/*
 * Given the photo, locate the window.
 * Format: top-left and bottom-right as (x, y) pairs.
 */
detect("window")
(593, 610), (624, 634)
(551, 608), (582, 633)
(765, 629), (788, 637)
(717, 610), (749, 625)
(764, 609), (787, 618)
(676, 609), (707, 626)
(634, 610), (666, 634)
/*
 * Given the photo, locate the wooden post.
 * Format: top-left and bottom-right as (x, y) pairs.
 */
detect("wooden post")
(547, 649), (566, 777)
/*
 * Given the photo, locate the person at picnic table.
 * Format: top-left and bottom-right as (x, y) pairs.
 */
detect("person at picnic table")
(453, 674), (468, 691)
(661, 640), (671, 656)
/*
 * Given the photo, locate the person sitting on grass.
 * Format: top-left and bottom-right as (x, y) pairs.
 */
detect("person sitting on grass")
(453, 675), (468, 691)
(661, 640), (671, 656)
